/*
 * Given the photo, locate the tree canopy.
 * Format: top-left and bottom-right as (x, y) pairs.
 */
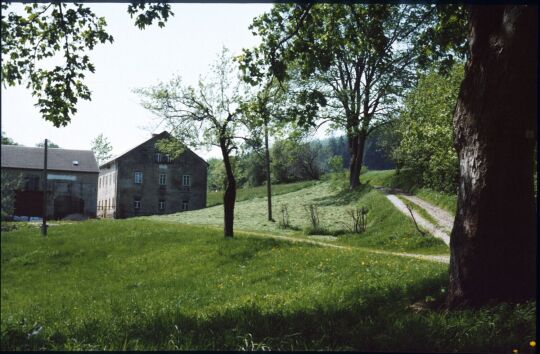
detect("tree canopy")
(136, 47), (257, 237)
(1, 3), (172, 127)
(240, 4), (466, 189)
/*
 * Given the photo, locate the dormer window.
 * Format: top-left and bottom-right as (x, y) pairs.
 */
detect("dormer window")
(72, 160), (79, 166)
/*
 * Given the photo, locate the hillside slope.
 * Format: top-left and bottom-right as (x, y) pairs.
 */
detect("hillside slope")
(150, 182), (448, 255)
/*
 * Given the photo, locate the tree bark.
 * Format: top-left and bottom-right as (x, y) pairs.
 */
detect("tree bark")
(220, 139), (236, 238)
(348, 130), (367, 189)
(448, 5), (537, 308)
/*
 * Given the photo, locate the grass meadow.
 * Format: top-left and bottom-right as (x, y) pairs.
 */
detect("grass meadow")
(1, 220), (535, 351)
(206, 180), (318, 207)
(1, 176), (535, 351)
(151, 181), (449, 255)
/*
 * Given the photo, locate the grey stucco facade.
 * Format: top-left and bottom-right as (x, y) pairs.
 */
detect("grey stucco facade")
(98, 132), (207, 218)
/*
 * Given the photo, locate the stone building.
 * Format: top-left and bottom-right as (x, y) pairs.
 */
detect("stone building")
(1, 145), (99, 219)
(97, 131), (207, 218)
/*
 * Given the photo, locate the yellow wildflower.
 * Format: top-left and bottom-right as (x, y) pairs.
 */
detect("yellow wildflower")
(530, 341), (536, 348)
(512, 349), (518, 353)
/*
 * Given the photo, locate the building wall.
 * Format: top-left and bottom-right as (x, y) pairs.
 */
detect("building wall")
(1, 167), (98, 219)
(97, 163), (118, 218)
(110, 137), (207, 219)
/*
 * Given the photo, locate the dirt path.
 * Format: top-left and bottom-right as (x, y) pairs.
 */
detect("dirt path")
(398, 195), (454, 233)
(384, 194), (451, 246)
(217, 227), (449, 264)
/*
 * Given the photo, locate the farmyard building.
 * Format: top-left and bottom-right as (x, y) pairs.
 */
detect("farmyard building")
(97, 131), (208, 218)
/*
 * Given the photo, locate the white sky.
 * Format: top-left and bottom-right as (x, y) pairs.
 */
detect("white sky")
(1, 3), (279, 160)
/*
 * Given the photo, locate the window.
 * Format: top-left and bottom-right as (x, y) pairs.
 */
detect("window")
(159, 173), (166, 185)
(134, 171), (143, 184)
(182, 175), (191, 186)
(182, 201), (189, 211)
(159, 201), (165, 210)
(134, 199), (141, 209)
(98, 177), (101, 188)
(156, 153), (171, 163)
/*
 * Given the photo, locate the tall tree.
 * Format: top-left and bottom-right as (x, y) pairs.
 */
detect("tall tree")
(447, 5), (537, 307)
(243, 4), (438, 189)
(135, 48), (254, 238)
(239, 78), (288, 221)
(91, 133), (113, 165)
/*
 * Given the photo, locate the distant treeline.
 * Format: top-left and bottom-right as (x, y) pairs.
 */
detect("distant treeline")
(208, 132), (394, 191)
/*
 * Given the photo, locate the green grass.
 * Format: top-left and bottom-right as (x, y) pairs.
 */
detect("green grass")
(153, 182), (448, 255)
(1, 220), (535, 351)
(330, 187), (448, 255)
(363, 169), (457, 215)
(207, 180), (318, 207)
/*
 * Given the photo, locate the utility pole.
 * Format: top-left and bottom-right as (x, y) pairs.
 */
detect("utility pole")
(41, 139), (48, 236)
(264, 118), (274, 222)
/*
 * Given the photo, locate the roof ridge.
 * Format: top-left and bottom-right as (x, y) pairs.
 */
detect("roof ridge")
(1, 145), (93, 152)
(99, 131), (170, 168)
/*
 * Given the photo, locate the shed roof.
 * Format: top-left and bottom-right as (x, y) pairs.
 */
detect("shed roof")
(1, 145), (99, 173)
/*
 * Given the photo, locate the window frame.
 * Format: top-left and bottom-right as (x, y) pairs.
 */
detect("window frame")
(134, 171), (143, 184)
(159, 173), (167, 186)
(182, 175), (191, 187)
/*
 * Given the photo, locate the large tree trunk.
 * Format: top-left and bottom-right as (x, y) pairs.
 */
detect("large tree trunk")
(348, 130), (367, 189)
(448, 5), (537, 308)
(220, 140), (236, 238)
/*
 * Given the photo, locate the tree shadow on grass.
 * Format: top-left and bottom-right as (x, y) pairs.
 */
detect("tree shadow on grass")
(3, 269), (535, 352)
(313, 184), (373, 207)
(0, 272), (491, 351)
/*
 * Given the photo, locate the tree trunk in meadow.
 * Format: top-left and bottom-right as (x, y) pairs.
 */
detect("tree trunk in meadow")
(348, 131), (367, 190)
(220, 140), (236, 238)
(448, 5), (537, 308)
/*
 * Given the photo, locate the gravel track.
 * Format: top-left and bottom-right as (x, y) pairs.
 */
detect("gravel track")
(384, 194), (451, 246)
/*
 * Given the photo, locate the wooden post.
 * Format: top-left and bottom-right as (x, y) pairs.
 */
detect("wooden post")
(264, 119), (273, 222)
(41, 139), (48, 236)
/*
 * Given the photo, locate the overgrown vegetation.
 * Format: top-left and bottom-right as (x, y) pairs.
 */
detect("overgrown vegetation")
(1, 220), (534, 351)
(1, 170), (22, 221)
(390, 64), (464, 194)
